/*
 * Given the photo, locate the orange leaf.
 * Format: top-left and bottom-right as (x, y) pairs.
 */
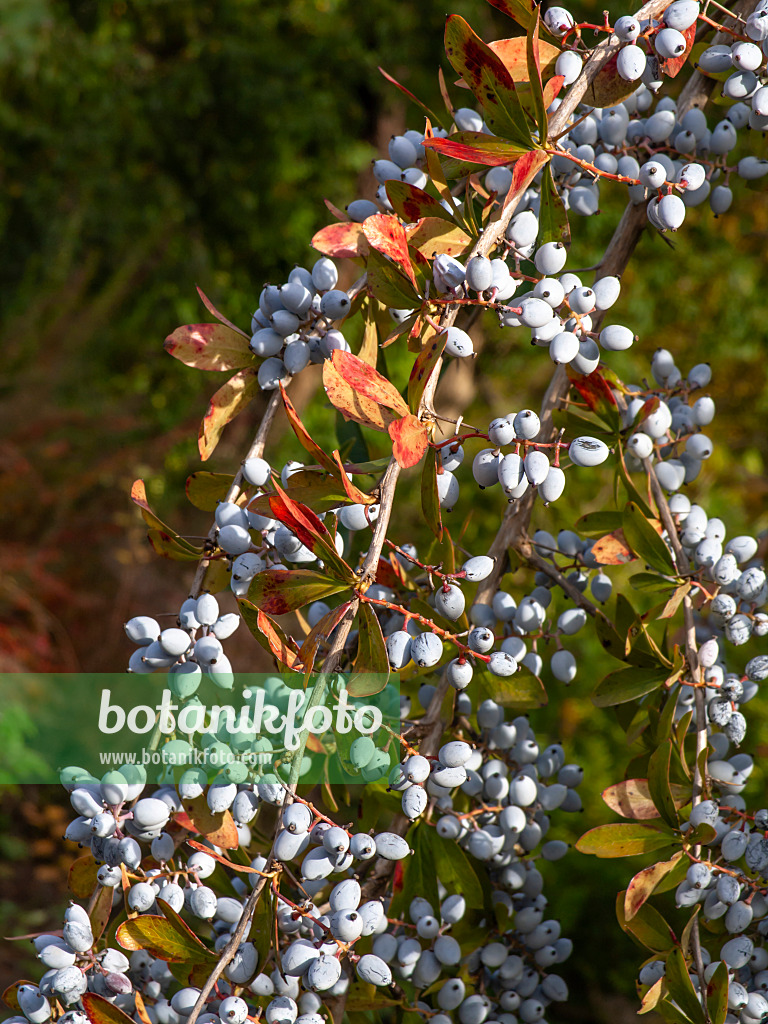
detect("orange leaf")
(331, 350), (409, 417)
(279, 384), (339, 474)
(591, 529), (636, 565)
(178, 795), (239, 849)
(322, 357), (394, 431)
(659, 22), (696, 78)
(238, 601), (303, 667)
(625, 853), (683, 919)
(69, 854), (100, 899)
(330, 450), (380, 504)
(543, 74), (565, 106)
(388, 413), (430, 469)
(489, 36), (561, 80)
(311, 221), (368, 259)
(362, 214), (420, 292)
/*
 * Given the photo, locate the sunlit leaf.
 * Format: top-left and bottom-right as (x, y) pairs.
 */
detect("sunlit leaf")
(117, 915), (216, 963)
(616, 890), (677, 952)
(406, 218), (474, 257)
(576, 822), (677, 858)
(311, 221), (367, 259)
(347, 601), (390, 697)
(385, 179), (456, 224)
(245, 569), (352, 617)
(163, 323), (253, 372)
(363, 214), (420, 292)
(198, 368), (260, 461)
(603, 778), (691, 820)
(185, 472), (235, 512)
(388, 413), (430, 469)
(625, 852), (684, 919)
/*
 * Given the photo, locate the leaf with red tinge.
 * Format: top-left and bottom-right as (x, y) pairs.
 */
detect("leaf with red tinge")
(388, 413), (430, 469)
(280, 384), (339, 475)
(331, 450), (381, 505)
(311, 221), (367, 259)
(164, 323), (253, 371)
(585, 51), (642, 107)
(569, 368), (617, 412)
(625, 852), (684, 920)
(244, 570), (352, 617)
(488, 35), (561, 81)
(406, 218), (474, 257)
(444, 15), (532, 149)
(177, 794), (240, 850)
(298, 602), (353, 681)
(385, 179), (456, 224)
(616, 891), (677, 953)
(591, 529), (636, 565)
(543, 73), (565, 107)
(131, 481), (201, 556)
(347, 601), (390, 697)
(378, 66), (446, 129)
(147, 529), (202, 561)
(603, 778), (688, 820)
(83, 994), (139, 1024)
(575, 822), (677, 858)
(485, 0), (536, 31)
(116, 915), (217, 963)
(195, 286), (249, 339)
(331, 350), (409, 417)
(421, 447), (443, 541)
(267, 477), (355, 581)
(199, 368), (260, 461)
(408, 327), (447, 413)
(237, 601), (301, 669)
(501, 149), (550, 218)
(659, 22), (696, 78)
(363, 214), (420, 291)
(422, 132), (529, 167)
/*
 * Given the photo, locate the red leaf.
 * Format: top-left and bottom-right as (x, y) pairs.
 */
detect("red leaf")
(279, 383), (339, 475)
(163, 323), (252, 371)
(331, 450), (382, 505)
(195, 287), (249, 339)
(568, 369), (618, 412)
(388, 413), (430, 469)
(484, 0), (536, 31)
(311, 221), (367, 259)
(331, 350), (409, 417)
(659, 22), (696, 78)
(298, 602), (353, 679)
(362, 214), (420, 292)
(385, 179), (456, 224)
(422, 132), (528, 167)
(378, 66), (445, 129)
(242, 570), (351, 617)
(501, 149), (550, 218)
(267, 477), (354, 580)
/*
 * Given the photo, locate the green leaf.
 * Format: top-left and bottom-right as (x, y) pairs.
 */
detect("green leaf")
(422, 821), (490, 912)
(576, 510), (624, 537)
(576, 822), (677, 859)
(526, 9), (547, 141)
(538, 163), (570, 247)
(366, 247), (421, 308)
(630, 572), (678, 593)
(616, 890), (677, 952)
(475, 665), (548, 709)
(82, 994), (138, 1024)
(665, 949), (707, 1024)
(623, 502), (677, 575)
(648, 740), (680, 828)
(421, 448), (443, 541)
(147, 529), (203, 561)
(656, 1002), (702, 1024)
(592, 666), (670, 707)
(246, 569), (352, 616)
(116, 915), (216, 964)
(249, 886), (274, 969)
(347, 602), (390, 697)
(444, 15), (532, 149)
(706, 960), (729, 1024)
(185, 472), (235, 511)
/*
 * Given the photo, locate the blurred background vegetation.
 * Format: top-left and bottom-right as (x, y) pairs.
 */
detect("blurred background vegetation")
(1, 0), (768, 1017)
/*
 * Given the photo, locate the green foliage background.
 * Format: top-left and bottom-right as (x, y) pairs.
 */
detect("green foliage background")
(1, 0), (768, 1014)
